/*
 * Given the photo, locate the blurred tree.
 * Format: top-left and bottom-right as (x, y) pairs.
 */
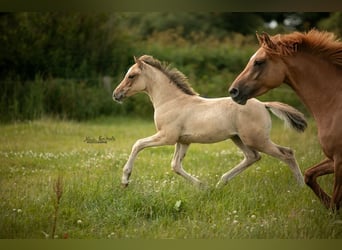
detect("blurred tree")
(318, 12), (342, 37)
(0, 13), (133, 80)
(124, 12), (265, 38)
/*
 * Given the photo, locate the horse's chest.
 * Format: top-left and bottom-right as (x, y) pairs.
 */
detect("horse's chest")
(317, 114), (342, 158)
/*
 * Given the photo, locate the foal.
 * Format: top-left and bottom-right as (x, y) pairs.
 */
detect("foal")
(113, 55), (307, 188)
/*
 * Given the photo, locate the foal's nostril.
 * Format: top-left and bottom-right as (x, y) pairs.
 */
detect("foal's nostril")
(113, 91), (124, 102)
(229, 88), (239, 98)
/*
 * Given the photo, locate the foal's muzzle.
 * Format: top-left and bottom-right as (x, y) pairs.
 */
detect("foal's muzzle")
(113, 91), (125, 103)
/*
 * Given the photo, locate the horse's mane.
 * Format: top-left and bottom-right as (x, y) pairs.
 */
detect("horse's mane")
(261, 29), (342, 68)
(138, 55), (198, 96)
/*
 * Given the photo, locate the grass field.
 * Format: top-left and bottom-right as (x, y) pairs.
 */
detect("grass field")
(0, 116), (341, 239)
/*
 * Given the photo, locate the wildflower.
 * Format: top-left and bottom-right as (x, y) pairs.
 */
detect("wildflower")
(77, 219), (83, 225)
(251, 214), (256, 219)
(174, 200), (182, 212)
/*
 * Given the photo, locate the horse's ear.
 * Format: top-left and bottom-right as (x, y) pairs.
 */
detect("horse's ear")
(262, 32), (276, 49)
(256, 31), (263, 45)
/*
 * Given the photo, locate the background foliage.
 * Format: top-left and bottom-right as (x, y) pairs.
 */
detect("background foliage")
(1, 12), (341, 122)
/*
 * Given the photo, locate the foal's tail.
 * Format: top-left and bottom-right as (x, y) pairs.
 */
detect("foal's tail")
(264, 102), (307, 133)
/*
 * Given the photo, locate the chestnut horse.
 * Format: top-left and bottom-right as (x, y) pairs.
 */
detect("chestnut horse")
(229, 29), (342, 210)
(113, 55), (307, 188)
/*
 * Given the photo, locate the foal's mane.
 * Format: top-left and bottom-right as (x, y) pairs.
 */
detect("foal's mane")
(138, 55), (198, 96)
(260, 29), (342, 68)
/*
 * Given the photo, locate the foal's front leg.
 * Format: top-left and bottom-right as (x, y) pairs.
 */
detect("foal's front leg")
(121, 132), (169, 187)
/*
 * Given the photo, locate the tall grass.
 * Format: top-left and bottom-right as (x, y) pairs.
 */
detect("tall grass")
(0, 117), (341, 239)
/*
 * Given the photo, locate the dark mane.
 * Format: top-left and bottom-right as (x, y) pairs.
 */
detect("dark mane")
(138, 55), (198, 96)
(261, 29), (342, 68)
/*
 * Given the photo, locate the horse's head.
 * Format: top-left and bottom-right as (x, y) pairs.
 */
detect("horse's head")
(113, 56), (147, 102)
(229, 32), (287, 105)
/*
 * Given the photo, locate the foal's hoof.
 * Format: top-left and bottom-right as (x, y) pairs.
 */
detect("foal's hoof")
(121, 182), (129, 188)
(215, 181), (226, 189)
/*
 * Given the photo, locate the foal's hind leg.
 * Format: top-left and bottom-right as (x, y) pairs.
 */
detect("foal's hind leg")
(171, 143), (202, 186)
(216, 136), (261, 188)
(256, 142), (305, 186)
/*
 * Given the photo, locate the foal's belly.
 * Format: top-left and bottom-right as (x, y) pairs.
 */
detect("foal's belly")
(178, 134), (234, 144)
(178, 128), (235, 144)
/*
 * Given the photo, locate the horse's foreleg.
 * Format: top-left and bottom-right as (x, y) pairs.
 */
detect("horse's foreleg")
(171, 143), (202, 186)
(121, 132), (168, 187)
(304, 158), (334, 209)
(216, 136), (260, 188)
(332, 156), (342, 210)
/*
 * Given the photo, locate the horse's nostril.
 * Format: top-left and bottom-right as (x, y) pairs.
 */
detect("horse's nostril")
(229, 88), (239, 98)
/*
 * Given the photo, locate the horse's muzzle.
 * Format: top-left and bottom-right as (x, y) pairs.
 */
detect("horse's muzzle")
(229, 87), (248, 105)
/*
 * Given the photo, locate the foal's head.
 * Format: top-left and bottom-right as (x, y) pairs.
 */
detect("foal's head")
(113, 56), (148, 102)
(229, 32), (289, 105)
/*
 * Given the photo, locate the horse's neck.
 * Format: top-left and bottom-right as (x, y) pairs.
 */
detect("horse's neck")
(285, 54), (342, 119)
(145, 72), (186, 109)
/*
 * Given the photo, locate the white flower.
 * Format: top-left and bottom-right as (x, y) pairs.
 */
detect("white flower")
(77, 219), (83, 224)
(232, 219), (239, 225)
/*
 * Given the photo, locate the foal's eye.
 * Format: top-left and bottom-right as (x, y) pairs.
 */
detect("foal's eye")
(254, 60), (265, 66)
(128, 74), (136, 79)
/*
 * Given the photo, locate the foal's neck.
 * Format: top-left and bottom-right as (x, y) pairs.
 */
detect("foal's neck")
(145, 70), (188, 109)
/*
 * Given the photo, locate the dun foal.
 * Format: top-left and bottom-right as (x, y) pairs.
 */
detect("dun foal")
(113, 55), (307, 188)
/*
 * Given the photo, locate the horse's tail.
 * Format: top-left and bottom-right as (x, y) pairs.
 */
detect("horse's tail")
(264, 102), (307, 133)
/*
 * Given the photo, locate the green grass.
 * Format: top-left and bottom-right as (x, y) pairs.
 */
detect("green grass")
(0, 117), (341, 239)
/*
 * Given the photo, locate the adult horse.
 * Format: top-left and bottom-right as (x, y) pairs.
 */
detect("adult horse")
(228, 29), (342, 210)
(113, 55), (307, 188)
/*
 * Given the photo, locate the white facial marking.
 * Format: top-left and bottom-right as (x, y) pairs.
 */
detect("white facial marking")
(126, 66), (134, 77)
(249, 51), (258, 62)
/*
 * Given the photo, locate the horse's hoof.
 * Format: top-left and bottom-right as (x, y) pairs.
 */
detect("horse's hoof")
(121, 183), (129, 188)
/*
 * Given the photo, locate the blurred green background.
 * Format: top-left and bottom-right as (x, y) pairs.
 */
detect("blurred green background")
(1, 12), (341, 122)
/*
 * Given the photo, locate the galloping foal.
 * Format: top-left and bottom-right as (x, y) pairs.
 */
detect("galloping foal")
(113, 55), (307, 188)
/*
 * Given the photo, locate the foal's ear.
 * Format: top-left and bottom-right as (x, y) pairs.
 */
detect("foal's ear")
(133, 56), (144, 69)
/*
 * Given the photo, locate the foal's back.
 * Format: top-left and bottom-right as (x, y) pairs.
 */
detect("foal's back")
(166, 96), (271, 144)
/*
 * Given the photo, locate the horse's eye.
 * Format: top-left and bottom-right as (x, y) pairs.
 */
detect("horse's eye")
(254, 60), (265, 66)
(128, 74), (136, 79)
